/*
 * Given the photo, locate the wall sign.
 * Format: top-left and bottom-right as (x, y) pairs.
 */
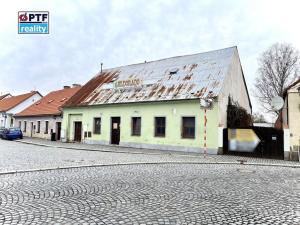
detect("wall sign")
(114, 79), (142, 88)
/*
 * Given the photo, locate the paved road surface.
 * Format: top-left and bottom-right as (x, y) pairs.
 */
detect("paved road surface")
(0, 140), (299, 224)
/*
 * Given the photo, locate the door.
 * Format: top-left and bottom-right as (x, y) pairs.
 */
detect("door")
(56, 122), (61, 141)
(30, 122), (34, 137)
(74, 122), (82, 142)
(111, 117), (120, 145)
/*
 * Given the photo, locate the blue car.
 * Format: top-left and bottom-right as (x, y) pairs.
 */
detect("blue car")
(0, 127), (6, 139)
(1, 128), (23, 140)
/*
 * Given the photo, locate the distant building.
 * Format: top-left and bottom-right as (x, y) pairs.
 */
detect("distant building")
(276, 78), (300, 160)
(0, 93), (12, 101)
(14, 85), (80, 140)
(62, 47), (252, 154)
(0, 91), (42, 128)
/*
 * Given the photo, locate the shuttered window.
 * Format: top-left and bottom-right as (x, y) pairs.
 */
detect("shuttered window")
(132, 117), (141, 136)
(37, 121), (41, 133)
(45, 121), (49, 134)
(155, 117), (166, 137)
(182, 117), (195, 139)
(93, 118), (101, 134)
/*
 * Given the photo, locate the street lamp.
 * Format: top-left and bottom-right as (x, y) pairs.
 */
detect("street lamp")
(200, 97), (213, 157)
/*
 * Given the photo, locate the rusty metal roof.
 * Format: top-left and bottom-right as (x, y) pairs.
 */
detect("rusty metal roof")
(64, 47), (237, 107)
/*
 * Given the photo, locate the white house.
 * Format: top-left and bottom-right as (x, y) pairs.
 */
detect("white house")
(0, 91), (42, 128)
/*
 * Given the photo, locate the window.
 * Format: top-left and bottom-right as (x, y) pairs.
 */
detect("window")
(132, 117), (141, 136)
(18, 121), (21, 129)
(23, 121), (27, 132)
(37, 121), (41, 133)
(93, 118), (101, 134)
(45, 121), (49, 134)
(182, 117), (195, 139)
(10, 118), (13, 127)
(155, 117), (166, 137)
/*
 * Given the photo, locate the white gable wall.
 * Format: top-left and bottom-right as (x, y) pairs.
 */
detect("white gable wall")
(7, 93), (42, 115)
(217, 48), (252, 128)
(0, 93), (42, 128)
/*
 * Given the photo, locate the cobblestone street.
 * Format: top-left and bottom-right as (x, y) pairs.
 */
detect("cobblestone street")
(0, 139), (299, 224)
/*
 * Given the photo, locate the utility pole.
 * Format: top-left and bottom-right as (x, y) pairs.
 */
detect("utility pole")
(200, 98), (213, 158)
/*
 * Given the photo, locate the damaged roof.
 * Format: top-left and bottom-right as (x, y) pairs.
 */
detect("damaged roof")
(65, 47), (237, 107)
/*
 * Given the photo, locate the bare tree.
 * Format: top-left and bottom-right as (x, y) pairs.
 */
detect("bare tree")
(252, 113), (267, 123)
(255, 43), (299, 114)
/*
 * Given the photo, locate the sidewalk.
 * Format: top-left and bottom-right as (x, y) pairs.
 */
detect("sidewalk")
(16, 137), (300, 168)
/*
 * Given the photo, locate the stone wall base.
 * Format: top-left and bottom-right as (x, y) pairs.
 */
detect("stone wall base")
(80, 140), (219, 154)
(284, 151), (299, 161)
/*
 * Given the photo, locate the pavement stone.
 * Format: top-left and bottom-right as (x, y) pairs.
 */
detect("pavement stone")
(0, 164), (299, 224)
(0, 138), (299, 224)
(5, 138), (299, 172)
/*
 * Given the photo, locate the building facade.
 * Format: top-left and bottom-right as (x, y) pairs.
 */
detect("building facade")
(62, 47), (252, 154)
(277, 78), (300, 160)
(0, 92), (42, 128)
(14, 86), (80, 140)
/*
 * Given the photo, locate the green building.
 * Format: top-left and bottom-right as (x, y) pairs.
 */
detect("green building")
(62, 47), (251, 154)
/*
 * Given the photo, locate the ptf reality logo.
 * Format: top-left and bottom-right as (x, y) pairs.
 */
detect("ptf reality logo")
(18, 11), (49, 34)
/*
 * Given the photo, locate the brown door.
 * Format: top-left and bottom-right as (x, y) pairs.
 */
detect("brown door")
(111, 117), (120, 145)
(56, 122), (61, 141)
(74, 122), (82, 142)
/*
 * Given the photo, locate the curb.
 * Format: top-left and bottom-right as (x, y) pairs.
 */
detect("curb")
(0, 161), (299, 176)
(15, 140), (205, 157)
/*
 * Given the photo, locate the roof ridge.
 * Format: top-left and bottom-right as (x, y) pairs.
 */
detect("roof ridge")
(101, 46), (237, 72)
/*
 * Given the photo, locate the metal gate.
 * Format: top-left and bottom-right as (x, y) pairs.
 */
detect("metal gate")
(223, 127), (283, 159)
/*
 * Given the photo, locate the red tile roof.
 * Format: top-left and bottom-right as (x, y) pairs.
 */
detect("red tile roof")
(16, 87), (80, 117)
(0, 92), (41, 112)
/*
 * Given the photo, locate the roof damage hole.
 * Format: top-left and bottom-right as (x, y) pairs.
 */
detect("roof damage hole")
(169, 68), (179, 75)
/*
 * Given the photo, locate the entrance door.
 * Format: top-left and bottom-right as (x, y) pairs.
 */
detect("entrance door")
(30, 122), (34, 137)
(111, 117), (120, 145)
(56, 122), (61, 141)
(74, 121), (82, 142)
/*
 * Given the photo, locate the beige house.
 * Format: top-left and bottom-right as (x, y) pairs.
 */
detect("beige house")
(276, 78), (300, 160)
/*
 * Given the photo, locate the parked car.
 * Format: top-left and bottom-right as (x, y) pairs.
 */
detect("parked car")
(0, 127), (7, 139)
(1, 127), (23, 140)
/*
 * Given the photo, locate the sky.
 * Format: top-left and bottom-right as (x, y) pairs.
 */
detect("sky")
(0, 0), (300, 120)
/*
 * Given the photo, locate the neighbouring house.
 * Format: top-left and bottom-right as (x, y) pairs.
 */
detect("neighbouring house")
(0, 93), (12, 101)
(62, 46), (252, 154)
(14, 85), (80, 141)
(0, 91), (42, 128)
(275, 78), (300, 160)
(253, 122), (274, 127)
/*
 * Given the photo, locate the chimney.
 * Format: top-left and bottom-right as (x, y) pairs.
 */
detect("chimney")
(72, 84), (81, 88)
(63, 85), (71, 89)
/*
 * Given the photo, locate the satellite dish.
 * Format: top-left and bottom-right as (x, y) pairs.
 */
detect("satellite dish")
(271, 96), (284, 111)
